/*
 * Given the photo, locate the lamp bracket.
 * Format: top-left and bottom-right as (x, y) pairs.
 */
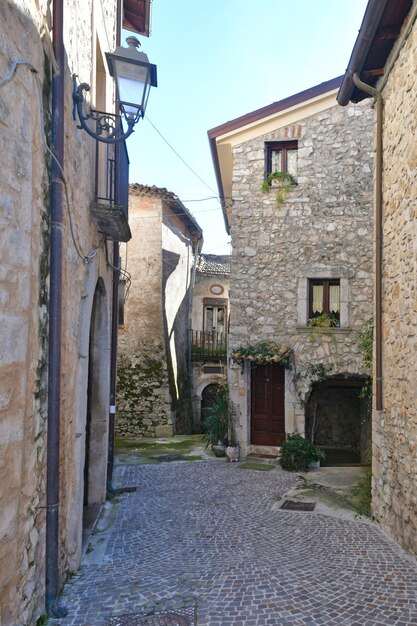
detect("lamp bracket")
(72, 75), (140, 144)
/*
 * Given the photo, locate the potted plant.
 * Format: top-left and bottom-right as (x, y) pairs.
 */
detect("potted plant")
(203, 384), (230, 457)
(261, 171), (297, 207)
(280, 433), (325, 472)
(203, 385), (240, 461)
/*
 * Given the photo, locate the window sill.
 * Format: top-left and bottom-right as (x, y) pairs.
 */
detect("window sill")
(296, 326), (351, 335)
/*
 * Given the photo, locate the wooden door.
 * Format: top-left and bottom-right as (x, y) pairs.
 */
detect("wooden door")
(251, 364), (285, 445)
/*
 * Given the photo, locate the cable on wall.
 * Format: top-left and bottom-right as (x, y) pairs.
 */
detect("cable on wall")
(0, 59), (100, 264)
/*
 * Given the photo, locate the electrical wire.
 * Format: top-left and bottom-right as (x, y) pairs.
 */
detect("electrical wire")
(145, 115), (221, 199)
(104, 239), (132, 299)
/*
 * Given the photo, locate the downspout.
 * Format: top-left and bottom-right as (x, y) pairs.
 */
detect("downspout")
(107, 0), (123, 489)
(352, 73), (383, 411)
(46, 0), (67, 617)
(188, 238), (199, 396)
(107, 242), (119, 490)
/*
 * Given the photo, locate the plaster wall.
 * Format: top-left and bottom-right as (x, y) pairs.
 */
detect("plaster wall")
(372, 19), (417, 556)
(162, 208), (194, 433)
(228, 99), (374, 457)
(190, 272), (230, 430)
(191, 272), (230, 333)
(0, 0), (115, 622)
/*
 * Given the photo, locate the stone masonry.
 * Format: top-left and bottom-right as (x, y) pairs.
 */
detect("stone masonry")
(228, 96), (374, 453)
(0, 0), (119, 622)
(372, 17), (417, 556)
(117, 185), (202, 438)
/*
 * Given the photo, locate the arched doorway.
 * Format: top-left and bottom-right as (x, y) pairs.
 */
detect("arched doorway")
(200, 383), (221, 433)
(83, 279), (110, 509)
(305, 376), (370, 465)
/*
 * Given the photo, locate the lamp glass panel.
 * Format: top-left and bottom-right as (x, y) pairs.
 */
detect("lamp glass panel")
(114, 59), (150, 114)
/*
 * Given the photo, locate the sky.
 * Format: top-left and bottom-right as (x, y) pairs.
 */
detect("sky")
(125, 0), (368, 256)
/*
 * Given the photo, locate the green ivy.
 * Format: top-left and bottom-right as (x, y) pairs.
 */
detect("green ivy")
(357, 317), (373, 399)
(261, 171), (297, 206)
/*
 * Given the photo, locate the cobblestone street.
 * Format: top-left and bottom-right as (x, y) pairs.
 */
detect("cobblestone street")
(53, 460), (417, 626)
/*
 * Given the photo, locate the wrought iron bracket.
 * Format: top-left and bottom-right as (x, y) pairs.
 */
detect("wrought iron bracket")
(72, 75), (139, 144)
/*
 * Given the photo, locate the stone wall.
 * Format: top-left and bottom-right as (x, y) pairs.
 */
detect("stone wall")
(0, 1), (116, 622)
(228, 98), (374, 455)
(117, 187), (196, 438)
(117, 190), (173, 438)
(0, 4), (48, 622)
(372, 19), (417, 556)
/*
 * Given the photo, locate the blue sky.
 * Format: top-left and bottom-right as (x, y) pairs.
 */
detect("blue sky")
(126, 0), (368, 255)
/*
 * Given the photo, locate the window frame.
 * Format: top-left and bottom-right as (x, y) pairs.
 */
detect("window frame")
(203, 297), (228, 336)
(308, 278), (341, 325)
(265, 140), (298, 181)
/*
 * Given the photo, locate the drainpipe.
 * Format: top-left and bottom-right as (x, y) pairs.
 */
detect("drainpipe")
(188, 238), (199, 372)
(107, 0), (123, 488)
(45, 0), (67, 617)
(187, 237), (200, 430)
(352, 73), (383, 411)
(107, 242), (119, 490)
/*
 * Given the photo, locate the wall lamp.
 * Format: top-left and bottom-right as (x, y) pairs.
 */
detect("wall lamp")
(73, 36), (157, 144)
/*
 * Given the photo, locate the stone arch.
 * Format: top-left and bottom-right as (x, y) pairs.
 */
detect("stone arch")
(83, 277), (110, 505)
(305, 374), (370, 465)
(66, 272), (111, 570)
(192, 372), (226, 432)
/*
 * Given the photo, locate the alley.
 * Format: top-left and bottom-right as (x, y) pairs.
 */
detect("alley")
(53, 460), (417, 626)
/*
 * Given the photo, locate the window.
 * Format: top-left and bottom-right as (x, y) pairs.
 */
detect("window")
(204, 302), (227, 335)
(309, 279), (340, 326)
(265, 141), (298, 181)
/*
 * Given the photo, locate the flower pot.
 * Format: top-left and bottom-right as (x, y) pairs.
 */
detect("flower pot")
(212, 444), (226, 457)
(226, 445), (239, 462)
(308, 460), (320, 470)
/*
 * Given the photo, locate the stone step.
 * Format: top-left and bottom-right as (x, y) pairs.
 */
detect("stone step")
(245, 452), (280, 466)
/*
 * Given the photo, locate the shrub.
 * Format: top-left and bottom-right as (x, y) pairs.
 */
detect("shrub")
(280, 433), (325, 472)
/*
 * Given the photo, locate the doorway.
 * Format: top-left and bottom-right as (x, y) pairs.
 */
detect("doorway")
(82, 279), (109, 520)
(200, 383), (220, 433)
(251, 364), (285, 446)
(305, 377), (370, 465)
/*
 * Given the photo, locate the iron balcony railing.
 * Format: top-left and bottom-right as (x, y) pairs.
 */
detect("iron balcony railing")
(91, 128), (131, 242)
(189, 330), (227, 361)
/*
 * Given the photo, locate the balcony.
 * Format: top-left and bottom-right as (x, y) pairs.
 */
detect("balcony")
(90, 127), (132, 242)
(190, 330), (227, 361)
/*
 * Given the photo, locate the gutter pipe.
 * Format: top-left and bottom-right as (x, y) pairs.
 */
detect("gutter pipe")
(187, 238), (200, 410)
(107, 0), (123, 491)
(337, 0), (390, 105)
(352, 73), (383, 412)
(45, 0), (67, 617)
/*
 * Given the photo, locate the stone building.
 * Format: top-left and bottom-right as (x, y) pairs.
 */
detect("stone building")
(0, 0), (152, 622)
(190, 254), (230, 431)
(117, 184), (203, 438)
(337, 0), (417, 556)
(208, 77), (374, 461)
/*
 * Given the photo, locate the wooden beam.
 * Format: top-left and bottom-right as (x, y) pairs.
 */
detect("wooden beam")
(363, 68), (385, 77)
(374, 26), (401, 41)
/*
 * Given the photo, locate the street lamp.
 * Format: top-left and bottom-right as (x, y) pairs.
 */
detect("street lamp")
(73, 36), (157, 144)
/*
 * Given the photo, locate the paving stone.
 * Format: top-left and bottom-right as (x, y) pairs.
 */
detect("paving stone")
(51, 461), (417, 625)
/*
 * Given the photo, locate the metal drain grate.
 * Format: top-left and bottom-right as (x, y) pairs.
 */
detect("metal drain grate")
(107, 608), (195, 626)
(280, 499), (316, 511)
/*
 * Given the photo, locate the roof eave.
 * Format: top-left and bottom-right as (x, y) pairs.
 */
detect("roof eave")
(208, 134), (230, 235)
(337, 0), (390, 106)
